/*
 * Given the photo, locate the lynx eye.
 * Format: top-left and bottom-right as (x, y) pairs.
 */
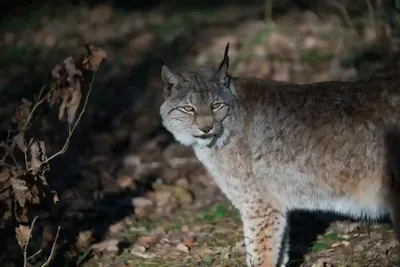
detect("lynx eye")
(211, 102), (223, 110)
(181, 105), (195, 112)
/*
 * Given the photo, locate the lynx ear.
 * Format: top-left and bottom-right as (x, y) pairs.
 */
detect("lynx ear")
(161, 65), (182, 98)
(215, 42), (230, 83)
(161, 65), (181, 86)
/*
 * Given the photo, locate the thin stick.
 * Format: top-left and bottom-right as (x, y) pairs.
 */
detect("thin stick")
(23, 216), (38, 267)
(41, 226), (60, 267)
(43, 72), (96, 164)
(26, 249), (42, 261)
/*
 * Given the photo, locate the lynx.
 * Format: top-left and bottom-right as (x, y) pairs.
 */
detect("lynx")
(159, 43), (400, 267)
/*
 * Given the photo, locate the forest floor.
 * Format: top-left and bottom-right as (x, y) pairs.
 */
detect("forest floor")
(0, 2), (399, 267)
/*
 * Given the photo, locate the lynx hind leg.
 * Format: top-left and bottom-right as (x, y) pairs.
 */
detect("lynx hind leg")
(241, 201), (288, 267)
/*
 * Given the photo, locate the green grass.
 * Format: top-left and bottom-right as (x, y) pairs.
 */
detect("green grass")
(198, 203), (240, 223)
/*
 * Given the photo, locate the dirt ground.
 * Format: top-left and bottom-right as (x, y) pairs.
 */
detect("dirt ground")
(0, 2), (400, 267)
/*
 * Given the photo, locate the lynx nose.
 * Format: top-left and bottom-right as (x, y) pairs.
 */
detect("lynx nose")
(197, 115), (214, 134)
(200, 125), (213, 134)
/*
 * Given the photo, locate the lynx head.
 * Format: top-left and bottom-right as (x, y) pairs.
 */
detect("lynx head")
(160, 43), (239, 148)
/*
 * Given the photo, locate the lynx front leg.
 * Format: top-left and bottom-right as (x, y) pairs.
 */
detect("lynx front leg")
(241, 203), (288, 267)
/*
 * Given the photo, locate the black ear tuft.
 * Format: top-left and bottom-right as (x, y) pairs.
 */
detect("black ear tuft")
(218, 42), (229, 72)
(215, 42), (230, 83)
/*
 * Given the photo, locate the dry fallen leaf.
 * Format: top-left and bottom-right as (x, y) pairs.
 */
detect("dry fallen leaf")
(54, 56), (83, 124)
(137, 235), (159, 249)
(0, 169), (11, 184)
(181, 225), (190, 233)
(13, 131), (26, 152)
(92, 239), (119, 252)
(176, 243), (190, 253)
(82, 43), (107, 71)
(64, 57), (82, 79)
(116, 175), (136, 189)
(183, 236), (195, 248)
(28, 139), (47, 173)
(76, 230), (93, 251)
(10, 176), (29, 208)
(15, 224), (31, 248)
(130, 245), (156, 259)
(51, 64), (63, 79)
(66, 84), (81, 124)
(109, 221), (124, 233)
(58, 85), (81, 124)
(131, 197), (153, 208)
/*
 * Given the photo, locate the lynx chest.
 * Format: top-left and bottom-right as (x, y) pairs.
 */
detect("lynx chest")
(193, 144), (257, 208)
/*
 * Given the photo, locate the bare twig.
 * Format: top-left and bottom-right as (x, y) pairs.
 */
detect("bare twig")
(40, 226), (60, 267)
(43, 72), (96, 164)
(36, 73), (49, 101)
(22, 88), (54, 133)
(23, 216), (38, 267)
(26, 249), (42, 261)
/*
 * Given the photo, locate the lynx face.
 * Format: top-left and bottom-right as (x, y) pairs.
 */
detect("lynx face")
(160, 45), (239, 147)
(160, 70), (239, 147)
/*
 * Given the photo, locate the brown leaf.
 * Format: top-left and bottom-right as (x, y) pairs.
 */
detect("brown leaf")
(63, 57), (82, 79)
(13, 131), (26, 152)
(82, 43), (107, 71)
(58, 88), (71, 121)
(137, 235), (158, 248)
(0, 169), (11, 184)
(15, 224), (31, 248)
(52, 56), (83, 124)
(176, 243), (189, 253)
(10, 176), (29, 208)
(181, 225), (190, 233)
(67, 83), (81, 123)
(58, 84), (82, 124)
(183, 236), (195, 248)
(47, 86), (63, 107)
(28, 139), (47, 173)
(131, 197), (153, 208)
(91, 239), (119, 252)
(116, 175), (136, 189)
(109, 221), (124, 233)
(51, 64), (63, 79)
(12, 98), (31, 130)
(76, 230), (93, 251)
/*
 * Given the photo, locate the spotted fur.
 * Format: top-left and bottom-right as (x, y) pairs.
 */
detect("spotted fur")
(159, 44), (400, 266)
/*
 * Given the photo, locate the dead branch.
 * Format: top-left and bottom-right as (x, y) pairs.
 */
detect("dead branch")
(40, 226), (60, 267)
(23, 216), (38, 267)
